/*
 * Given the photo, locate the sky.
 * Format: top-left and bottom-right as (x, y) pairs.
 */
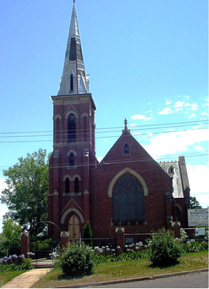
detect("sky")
(0, 0), (208, 232)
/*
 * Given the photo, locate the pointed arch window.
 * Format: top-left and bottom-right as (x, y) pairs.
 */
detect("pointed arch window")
(70, 74), (74, 92)
(65, 178), (70, 194)
(68, 113), (76, 142)
(124, 144), (129, 155)
(74, 177), (79, 193)
(112, 173), (144, 224)
(69, 152), (75, 167)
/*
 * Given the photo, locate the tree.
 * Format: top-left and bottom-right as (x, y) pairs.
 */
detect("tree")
(83, 220), (93, 245)
(189, 196), (202, 209)
(0, 218), (22, 256)
(0, 149), (49, 236)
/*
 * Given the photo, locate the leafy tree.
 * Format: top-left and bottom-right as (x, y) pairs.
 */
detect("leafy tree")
(189, 196), (202, 209)
(0, 219), (22, 256)
(0, 149), (49, 236)
(83, 220), (93, 245)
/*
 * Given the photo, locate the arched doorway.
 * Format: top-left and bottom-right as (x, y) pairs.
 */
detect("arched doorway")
(68, 214), (80, 240)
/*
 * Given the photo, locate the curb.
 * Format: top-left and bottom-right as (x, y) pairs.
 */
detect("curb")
(58, 268), (208, 288)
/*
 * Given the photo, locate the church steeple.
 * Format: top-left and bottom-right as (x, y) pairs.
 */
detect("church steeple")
(58, 0), (89, 95)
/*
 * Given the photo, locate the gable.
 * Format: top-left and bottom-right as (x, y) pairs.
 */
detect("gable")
(100, 130), (171, 180)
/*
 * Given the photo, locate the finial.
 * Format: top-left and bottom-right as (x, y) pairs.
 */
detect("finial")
(73, 0), (75, 3)
(124, 118), (128, 130)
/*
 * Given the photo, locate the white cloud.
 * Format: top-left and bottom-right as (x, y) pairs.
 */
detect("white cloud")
(144, 128), (209, 158)
(158, 107), (173, 115)
(187, 164), (209, 208)
(131, 114), (152, 121)
(174, 100), (185, 108)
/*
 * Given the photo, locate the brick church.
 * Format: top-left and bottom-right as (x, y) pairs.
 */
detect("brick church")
(48, 1), (190, 244)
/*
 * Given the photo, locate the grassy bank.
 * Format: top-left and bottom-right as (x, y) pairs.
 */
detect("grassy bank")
(0, 270), (27, 287)
(32, 251), (208, 288)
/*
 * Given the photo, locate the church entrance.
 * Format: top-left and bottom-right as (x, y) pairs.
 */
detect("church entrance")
(68, 214), (80, 240)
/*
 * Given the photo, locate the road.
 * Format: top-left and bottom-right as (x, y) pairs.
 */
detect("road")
(91, 271), (208, 288)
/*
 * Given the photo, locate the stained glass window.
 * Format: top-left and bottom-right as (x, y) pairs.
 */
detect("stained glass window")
(112, 173), (144, 224)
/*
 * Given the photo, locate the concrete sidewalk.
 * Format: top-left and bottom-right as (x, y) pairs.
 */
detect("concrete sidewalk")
(2, 268), (52, 288)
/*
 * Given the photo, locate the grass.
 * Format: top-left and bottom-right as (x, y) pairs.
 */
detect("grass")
(0, 270), (27, 287)
(31, 251), (208, 288)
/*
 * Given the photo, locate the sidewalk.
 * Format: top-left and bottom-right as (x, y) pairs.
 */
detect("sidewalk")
(2, 268), (52, 288)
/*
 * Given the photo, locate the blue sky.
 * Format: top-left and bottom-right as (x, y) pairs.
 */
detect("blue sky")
(0, 0), (208, 232)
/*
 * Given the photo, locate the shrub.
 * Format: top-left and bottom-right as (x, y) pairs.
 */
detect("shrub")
(56, 242), (95, 276)
(182, 240), (208, 253)
(83, 221), (93, 246)
(148, 228), (182, 266)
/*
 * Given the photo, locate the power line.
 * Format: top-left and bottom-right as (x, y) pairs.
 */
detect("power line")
(0, 125), (208, 144)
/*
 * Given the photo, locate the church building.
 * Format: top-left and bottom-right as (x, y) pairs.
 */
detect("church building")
(48, 1), (190, 245)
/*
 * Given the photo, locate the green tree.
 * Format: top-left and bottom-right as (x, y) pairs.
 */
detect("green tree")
(0, 149), (49, 236)
(189, 196), (202, 209)
(0, 219), (22, 256)
(83, 220), (93, 245)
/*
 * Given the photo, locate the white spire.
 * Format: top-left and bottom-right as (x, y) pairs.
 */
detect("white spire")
(58, 1), (89, 95)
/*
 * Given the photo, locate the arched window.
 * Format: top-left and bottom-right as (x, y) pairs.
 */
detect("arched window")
(69, 152), (75, 167)
(74, 177), (79, 193)
(65, 178), (70, 194)
(124, 144), (129, 155)
(168, 165), (174, 174)
(83, 115), (87, 142)
(68, 113), (76, 142)
(70, 74), (74, 92)
(112, 173), (144, 224)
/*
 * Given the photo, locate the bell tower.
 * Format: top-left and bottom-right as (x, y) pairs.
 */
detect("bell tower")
(48, 0), (96, 239)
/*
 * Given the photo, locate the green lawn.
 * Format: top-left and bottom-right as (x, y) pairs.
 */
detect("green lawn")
(32, 252), (208, 288)
(0, 270), (27, 287)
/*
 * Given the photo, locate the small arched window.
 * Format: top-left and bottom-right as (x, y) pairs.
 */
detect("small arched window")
(124, 144), (129, 155)
(70, 74), (74, 92)
(65, 178), (70, 194)
(74, 177), (79, 193)
(69, 153), (75, 167)
(168, 165), (174, 174)
(68, 113), (76, 142)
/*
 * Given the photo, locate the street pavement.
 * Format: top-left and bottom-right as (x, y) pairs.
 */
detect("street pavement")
(91, 271), (208, 288)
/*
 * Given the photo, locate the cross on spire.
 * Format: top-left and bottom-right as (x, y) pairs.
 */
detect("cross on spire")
(124, 119), (128, 130)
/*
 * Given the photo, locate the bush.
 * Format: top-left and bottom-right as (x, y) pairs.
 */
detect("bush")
(56, 242), (95, 276)
(148, 228), (182, 266)
(182, 240), (208, 253)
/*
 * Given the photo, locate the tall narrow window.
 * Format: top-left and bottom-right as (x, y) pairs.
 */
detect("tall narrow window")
(124, 144), (129, 155)
(112, 173), (144, 224)
(68, 113), (76, 142)
(74, 177), (79, 193)
(70, 74), (74, 92)
(84, 115), (87, 142)
(69, 153), (75, 167)
(65, 178), (70, 194)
